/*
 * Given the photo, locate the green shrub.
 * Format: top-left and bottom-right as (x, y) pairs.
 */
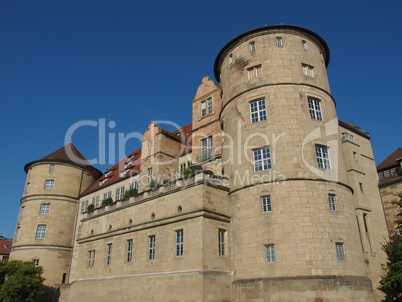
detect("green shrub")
(163, 179), (171, 185)
(191, 165), (203, 174)
(123, 189), (138, 198)
(87, 204), (95, 212)
(149, 179), (158, 189)
(101, 197), (113, 207)
(182, 168), (193, 178)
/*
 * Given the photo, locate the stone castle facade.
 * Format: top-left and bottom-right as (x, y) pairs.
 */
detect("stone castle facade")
(10, 25), (390, 301)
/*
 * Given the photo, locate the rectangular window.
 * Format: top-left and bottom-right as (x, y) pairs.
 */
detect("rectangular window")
(247, 65), (262, 80)
(20, 206), (25, 217)
(106, 244), (112, 266)
(336, 243), (345, 261)
(88, 250), (95, 268)
(95, 196), (100, 208)
(276, 37), (282, 47)
(250, 99), (267, 123)
(45, 180), (54, 190)
(308, 97), (323, 121)
(147, 168), (152, 185)
(50, 164), (55, 172)
(103, 193), (107, 200)
(207, 97), (213, 114)
(36, 225), (46, 239)
(315, 146), (331, 169)
(77, 225), (82, 240)
(176, 230), (184, 257)
(328, 194), (337, 211)
(359, 183), (364, 192)
(127, 239), (133, 263)
(229, 53), (233, 64)
(149, 140), (153, 149)
(219, 229), (226, 257)
(120, 186), (125, 198)
(149, 236), (155, 261)
(253, 147), (272, 172)
(33, 259), (39, 267)
(25, 182), (30, 193)
(302, 40), (307, 50)
(107, 191), (111, 199)
(201, 100), (206, 117)
(135, 181), (139, 190)
(201, 136), (213, 161)
(116, 188), (120, 201)
(265, 244), (275, 263)
(180, 163), (186, 173)
(302, 63), (314, 77)
(81, 201), (85, 214)
(40, 204), (50, 214)
(85, 200), (88, 211)
(129, 182), (134, 190)
(261, 196), (271, 213)
(250, 41), (255, 51)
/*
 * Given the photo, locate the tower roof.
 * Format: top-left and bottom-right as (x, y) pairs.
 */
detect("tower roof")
(214, 24), (330, 82)
(377, 147), (402, 171)
(24, 143), (102, 178)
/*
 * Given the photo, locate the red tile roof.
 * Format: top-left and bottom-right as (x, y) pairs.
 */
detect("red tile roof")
(24, 143), (102, 179)
(0, 238), (12, 256)
(377, 147), (402, 171)
(80, 123), (193, 197)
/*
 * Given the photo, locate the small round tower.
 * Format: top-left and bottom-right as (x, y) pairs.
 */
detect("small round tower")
(215, 25), (375, 300)
(10, 143), (102, 286)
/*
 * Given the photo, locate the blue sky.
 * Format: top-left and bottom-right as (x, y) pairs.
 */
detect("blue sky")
(1, 0), (401, 238)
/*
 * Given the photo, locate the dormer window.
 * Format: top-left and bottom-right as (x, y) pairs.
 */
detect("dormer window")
(104, 171), (112, 177)
(125, 161), (133, 168)
(128, 154), (136, 161)
(99, 178), (109, 186)
(120, 169), (129, 177)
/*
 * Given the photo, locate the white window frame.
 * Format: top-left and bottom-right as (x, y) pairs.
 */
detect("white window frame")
(176, 230), (184, 257)
(127, 239), (133, 263)
(40, 204), (50, 214)
(247, 65), (262, 80)
(302, 63), (314, 77)
(207, 97), (213, 115)
(315, 145), (331, 170)
(106, 244), (112, 266)
(149, 236), (156, 261)
(261, 196), (271, 213)
(308, 97), (323, 121)
(250, 41), (255, 51)
(201, 136), (213, 161)
(201, 100), (206, 117)
(302, 40), (307, 50)
(328, 194), (337, 211)
(50, 164), (55, 172)
(116, 188), (120, 201)
(219, 229), (226, 257)
(276, 37), (282, 47)
(265, 244), (275, 263)
(336, 243), (345, 261)
(88, 250), (95, 268)
(253, 147), (272, 172)
(99, 178), (109, 186)
(95, 196), (100, 208)
(45, 180), (54, 190)
(36, 225), (46, 239)
(250, 99), (267, 123)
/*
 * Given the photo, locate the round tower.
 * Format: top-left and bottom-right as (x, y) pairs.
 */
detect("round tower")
(215, 25), (375, 300)
(10, 143), (102, 287)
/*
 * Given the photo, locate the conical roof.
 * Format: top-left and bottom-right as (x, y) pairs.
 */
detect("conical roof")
(24, 143), (102, 178)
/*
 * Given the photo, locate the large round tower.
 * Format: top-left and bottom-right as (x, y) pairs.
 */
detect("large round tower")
(10, 143), (102, 287)
(215, 25), (375, 300)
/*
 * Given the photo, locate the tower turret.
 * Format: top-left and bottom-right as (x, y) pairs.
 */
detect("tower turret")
(215, 25), (378, 300)
(10, 143), (102, 286)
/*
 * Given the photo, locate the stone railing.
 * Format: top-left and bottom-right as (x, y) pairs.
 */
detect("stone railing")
(85, 172), (229, 218)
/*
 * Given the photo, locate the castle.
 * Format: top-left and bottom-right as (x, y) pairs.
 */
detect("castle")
(10, 25), (390, 301)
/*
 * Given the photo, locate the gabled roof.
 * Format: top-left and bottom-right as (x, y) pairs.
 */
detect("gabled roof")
(377, 147), (402, 171)
(24, 143), (102, 179)
(80, 123), (193, 197)
(81, 148), (142, 197)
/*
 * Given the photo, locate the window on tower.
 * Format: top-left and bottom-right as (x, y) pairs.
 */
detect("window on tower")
(253, 147), (272, 171)
(315, 145), (331, 169)
(250, 99), (267, 123)
(308, 97), (323, 121)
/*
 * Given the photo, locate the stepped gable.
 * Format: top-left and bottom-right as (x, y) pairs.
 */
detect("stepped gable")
(81, 148), (142, 196)
(377, 147), (402, 171)
(24, 143), (102, 179)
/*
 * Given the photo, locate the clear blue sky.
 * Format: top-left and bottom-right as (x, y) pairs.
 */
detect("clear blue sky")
(1, 0), (401, 238)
